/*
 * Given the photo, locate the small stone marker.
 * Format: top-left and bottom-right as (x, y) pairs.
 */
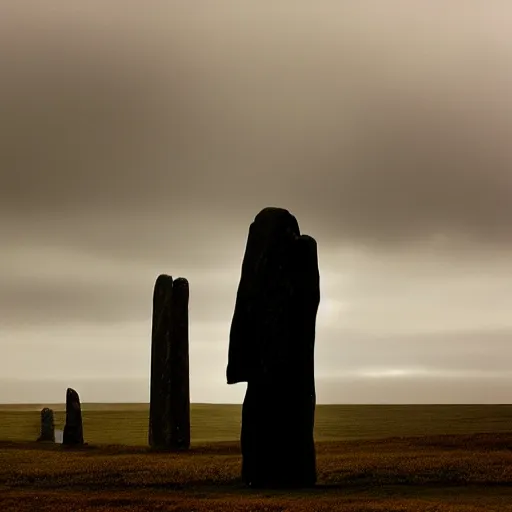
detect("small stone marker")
(37, 407), (55, 442)
(63, 388), (84, 445)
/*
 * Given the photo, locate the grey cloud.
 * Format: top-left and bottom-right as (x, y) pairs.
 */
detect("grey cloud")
(0, 212), (247, 270)
(0, 276), (237, 328)
(316, 328), (512, 379)
(0, 278), (150, 326)
(1, 2), (512, 256)
(0, 246), (240, 326)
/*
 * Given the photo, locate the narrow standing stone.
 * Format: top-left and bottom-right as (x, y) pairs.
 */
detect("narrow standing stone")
(227, 207), (320, 488)
(63, 388), (84, 445)
(149, 274), (173, 449)
(169, 277), (190, 450)
(37, 407), (55, 442)
(149, 275), (191, 451)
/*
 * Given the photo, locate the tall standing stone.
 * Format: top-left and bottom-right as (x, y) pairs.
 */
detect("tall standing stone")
(63, 388), (84, 445)
(149, 275), (190, 450)
(227, 207), (320, 488)
(37, 407), (55, 442)
(149, 274), (173, 449)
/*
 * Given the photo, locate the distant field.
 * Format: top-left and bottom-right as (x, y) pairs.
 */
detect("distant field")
(0, 403), (511, 446)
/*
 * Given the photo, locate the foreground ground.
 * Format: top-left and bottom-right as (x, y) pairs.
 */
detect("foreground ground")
(1, 434), (512, 511)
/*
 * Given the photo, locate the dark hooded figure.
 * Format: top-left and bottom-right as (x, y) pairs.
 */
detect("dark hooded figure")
(227, 207), (320, 488)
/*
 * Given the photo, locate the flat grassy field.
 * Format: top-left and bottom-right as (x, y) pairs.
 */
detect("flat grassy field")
(1, 403), (512, 445)
(1, 404), (512, 510)
(1, 434), (512, 511)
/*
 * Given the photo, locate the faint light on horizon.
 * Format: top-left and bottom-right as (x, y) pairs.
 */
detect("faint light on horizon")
(356, 368), (512, 379)
(358, 368), (428, 379)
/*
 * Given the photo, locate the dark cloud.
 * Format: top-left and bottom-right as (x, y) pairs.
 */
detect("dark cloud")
(1, 2), (512, 256)
(0, 261), (239, 327)
(0, 278), (150, 326)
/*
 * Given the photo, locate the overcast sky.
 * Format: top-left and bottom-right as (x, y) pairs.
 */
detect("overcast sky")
(1, 1), (512, 404)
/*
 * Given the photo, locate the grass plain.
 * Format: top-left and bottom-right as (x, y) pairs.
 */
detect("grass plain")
(1, 404), (512, 511)
(1, 403), (512, 445)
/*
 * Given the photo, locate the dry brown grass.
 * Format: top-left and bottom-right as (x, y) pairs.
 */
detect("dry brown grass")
(1, 433), (512, 511)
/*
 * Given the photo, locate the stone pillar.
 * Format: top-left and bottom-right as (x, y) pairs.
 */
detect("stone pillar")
(149, 274), (173, 449)
(149, 275), (190, 451)
(169, 278), (190, 450)
(63, 388), (84, 445)
(37, 407), (55, 442)
(227, 207), (320, 488)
